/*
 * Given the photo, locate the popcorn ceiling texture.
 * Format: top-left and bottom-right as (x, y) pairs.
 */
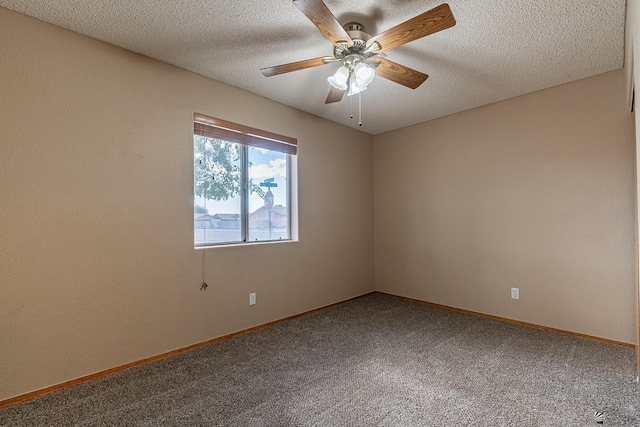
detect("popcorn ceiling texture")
(0, 0), (626, 134)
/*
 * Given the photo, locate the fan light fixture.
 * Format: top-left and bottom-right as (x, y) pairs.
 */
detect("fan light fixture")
(328, 58), (375, 95)
(260, 0), (457, 117)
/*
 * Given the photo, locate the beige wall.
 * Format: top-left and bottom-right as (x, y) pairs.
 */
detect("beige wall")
(374, 69), (636, 344)
(625, 0), (640, 373)
(0, 7), (374, 401)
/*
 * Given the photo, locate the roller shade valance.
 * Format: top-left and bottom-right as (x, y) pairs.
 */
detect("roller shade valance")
(194, 113), (297, 155)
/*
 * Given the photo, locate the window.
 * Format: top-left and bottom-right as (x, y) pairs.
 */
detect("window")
(193, 113), (296, 246)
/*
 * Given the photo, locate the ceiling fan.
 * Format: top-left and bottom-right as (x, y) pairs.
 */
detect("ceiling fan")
(260, 0), (456, 105)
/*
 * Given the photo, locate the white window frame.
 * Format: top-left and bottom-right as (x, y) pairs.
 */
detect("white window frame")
(193, 113), (297, 247)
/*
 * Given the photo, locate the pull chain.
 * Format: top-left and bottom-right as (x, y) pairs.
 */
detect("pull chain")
(358, 91), (362, 127)
(350, 87), (354, 119)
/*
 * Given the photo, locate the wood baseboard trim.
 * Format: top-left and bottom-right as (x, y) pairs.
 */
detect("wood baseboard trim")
(0, 291), (375, 410)
(377, 291), (635, 349)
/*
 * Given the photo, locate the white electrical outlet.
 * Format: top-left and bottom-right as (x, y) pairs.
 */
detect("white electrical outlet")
(511, 288), (520, 300)
(249, 293), (256, 306)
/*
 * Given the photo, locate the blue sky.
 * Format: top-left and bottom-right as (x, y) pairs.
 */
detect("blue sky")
(195, 147), (288, 216)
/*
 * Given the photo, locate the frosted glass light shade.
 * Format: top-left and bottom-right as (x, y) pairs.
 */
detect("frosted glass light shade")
(347, 75), (367, 96)
(328, 66), (349, 90)
(354, 62), (375, 87)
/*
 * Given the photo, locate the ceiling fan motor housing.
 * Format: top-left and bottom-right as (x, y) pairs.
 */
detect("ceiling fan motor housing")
(334, 22), (369, 58)
(332, 22), (382, 70)
(344, 22), (369, 44)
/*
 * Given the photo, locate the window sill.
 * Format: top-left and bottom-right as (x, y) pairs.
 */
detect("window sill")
(195, 239), (298, 250)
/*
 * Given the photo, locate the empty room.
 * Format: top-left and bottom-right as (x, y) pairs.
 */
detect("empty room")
(1, 0), (639, 425)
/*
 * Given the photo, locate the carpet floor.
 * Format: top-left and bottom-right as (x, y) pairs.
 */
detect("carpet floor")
(1, 293), (638, 426)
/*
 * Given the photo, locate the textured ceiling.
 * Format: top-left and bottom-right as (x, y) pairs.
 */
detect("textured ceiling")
(0, 0), (626, 134)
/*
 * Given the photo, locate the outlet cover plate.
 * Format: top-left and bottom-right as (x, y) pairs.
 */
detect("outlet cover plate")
(511, 288), (520, 300)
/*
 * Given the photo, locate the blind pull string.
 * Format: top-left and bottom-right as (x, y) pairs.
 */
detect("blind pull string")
(200, 251), (208, 290)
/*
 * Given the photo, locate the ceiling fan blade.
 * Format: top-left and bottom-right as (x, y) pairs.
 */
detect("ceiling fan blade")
(261, 57), (335, 77)
(325, 86), (345, 104)
(293, 0), (353, 46)
(371, 58), (429, 89)
(366, 3), (456, 53)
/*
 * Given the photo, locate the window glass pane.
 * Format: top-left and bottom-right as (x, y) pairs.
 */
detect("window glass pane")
(248, 146), (289, 242)
(194, 135), (242, 245)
